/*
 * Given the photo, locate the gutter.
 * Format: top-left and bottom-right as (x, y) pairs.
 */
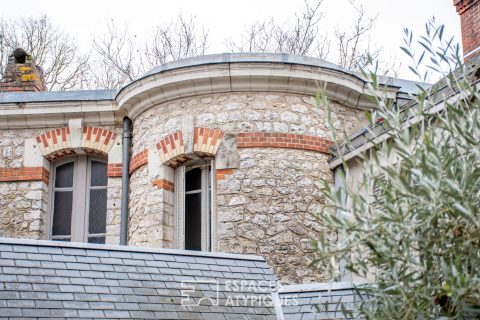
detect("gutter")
(120, 117), (132, 245)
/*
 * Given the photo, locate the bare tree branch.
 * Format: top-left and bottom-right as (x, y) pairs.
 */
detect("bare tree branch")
(91, 15), (209, 89)
(226, 0), (329, 59)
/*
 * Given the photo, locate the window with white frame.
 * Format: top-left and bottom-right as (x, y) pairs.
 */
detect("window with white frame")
(50, 155), (108, 244)
(175, 160), (213, 251)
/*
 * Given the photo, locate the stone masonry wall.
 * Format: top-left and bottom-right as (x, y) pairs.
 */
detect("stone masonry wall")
(105, 177), (122, 245)
(0, 180), (47, 239)
(129, 92), (365, 284)
(0, 128), (48, 239)
(0, 126), (121, 242)
(216, 148), (333, 284)
(131, 92), (364, 155)
(128, 166), (174, 248)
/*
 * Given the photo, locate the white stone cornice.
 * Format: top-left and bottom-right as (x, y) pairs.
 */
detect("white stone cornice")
(0, 100), (121, 128)
(116, 61), (399, 120)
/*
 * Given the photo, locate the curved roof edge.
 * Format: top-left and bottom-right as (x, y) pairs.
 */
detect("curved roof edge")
(122, 52), (428, 97)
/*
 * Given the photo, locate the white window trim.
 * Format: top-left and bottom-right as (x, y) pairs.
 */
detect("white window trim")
(47, 155), (107, 243)
(174, 160), (215, 251)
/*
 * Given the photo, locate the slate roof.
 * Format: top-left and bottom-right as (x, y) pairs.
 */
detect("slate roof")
(279, 282), (363, 320)
(0, 90), (116, 104)
(0, 237), (279, 320)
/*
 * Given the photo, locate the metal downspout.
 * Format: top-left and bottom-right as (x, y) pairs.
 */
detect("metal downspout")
(120, 117), (132, 245)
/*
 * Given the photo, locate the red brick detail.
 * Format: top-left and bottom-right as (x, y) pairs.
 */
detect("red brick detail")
(216, 169), (234, 181)
(0, 167), (49, 184)
(152, 179), (175, 192)
(35, 127), (117, 160)
(194, 127), (225, 156)
(156, 131), (186, 167)
(236, 132), (333, 154)
(107, 164), (122, 177)
(455, 0), (480, 60)
(130, 150), (148, 174)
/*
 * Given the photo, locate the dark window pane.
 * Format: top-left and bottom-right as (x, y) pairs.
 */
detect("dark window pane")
(55, 162), (74, 188)
(185, 168), (202, 192)
(53, 238), (71, 242)
(185, 193), (201, 251)
(88, 189), (107, 234)
(88, 236), (105, 244)
(52, 191), (72, 236)
(90, 161), (107, 186)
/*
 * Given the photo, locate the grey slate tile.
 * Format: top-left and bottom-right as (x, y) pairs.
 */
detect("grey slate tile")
(100, 257), (123, 265)
(104, 271), (129, 279)
(61, 248), (87, 256)
(5, 282), (33, 291)
(28, 268), (57, 276)
(7, 299), (35, 308)
(108, 250), (132, 259)
(50, 309), (79, 317)
(12, 245), (38, 253)
(47, 292), (74, 300)
(129, 310), (156, 319)
(27, 253), (52, 261)
(44, 276), (71, 285)
(65, 262), (91, 270)
(38, 246), (63, 255)
(88, 301), (115, 309)
(50, 254), (77, 262)
(0, 258), (15, 266)
(62, 300), (90, 309)
(58, 284), (85, 293)
(69, 277), (95, 285)
(35, 300), (64, 308)
(22, 308), (52, 317)
(79, 270), (104, 278)
(3, 266), (30, 274)
(77, 309), (105, 318)
(99, 294), (126, 302)
(0, 308), (23, 317)
(73, 293), (100, 301)
(15, 259), (41, 268)
(113, 264), (137, 273)
(104, 310), (131, 318)
(1, 251), (27, 259)
(84, 285), (110, 294)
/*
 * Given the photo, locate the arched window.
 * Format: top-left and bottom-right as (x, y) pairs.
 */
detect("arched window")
(50, 155), (107, 243)
(175, 160), (213, 251)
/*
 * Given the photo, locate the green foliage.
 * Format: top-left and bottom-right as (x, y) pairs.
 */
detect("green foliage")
(313, 18), (480, 319)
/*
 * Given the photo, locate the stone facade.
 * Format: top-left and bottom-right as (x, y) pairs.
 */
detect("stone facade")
(0, 125), (121, 242)
(217, 148), (333, 284)
(131, 92), (364, 155)
(0, 129), (49, 239)
(127, 92), (364, 284)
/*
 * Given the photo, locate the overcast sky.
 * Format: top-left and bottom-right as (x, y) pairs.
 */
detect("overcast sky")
(0, 0), (461, 81)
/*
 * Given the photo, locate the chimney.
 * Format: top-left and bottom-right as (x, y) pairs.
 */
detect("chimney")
(454, 0), (480, 61)
(0, 48), (47, 93)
